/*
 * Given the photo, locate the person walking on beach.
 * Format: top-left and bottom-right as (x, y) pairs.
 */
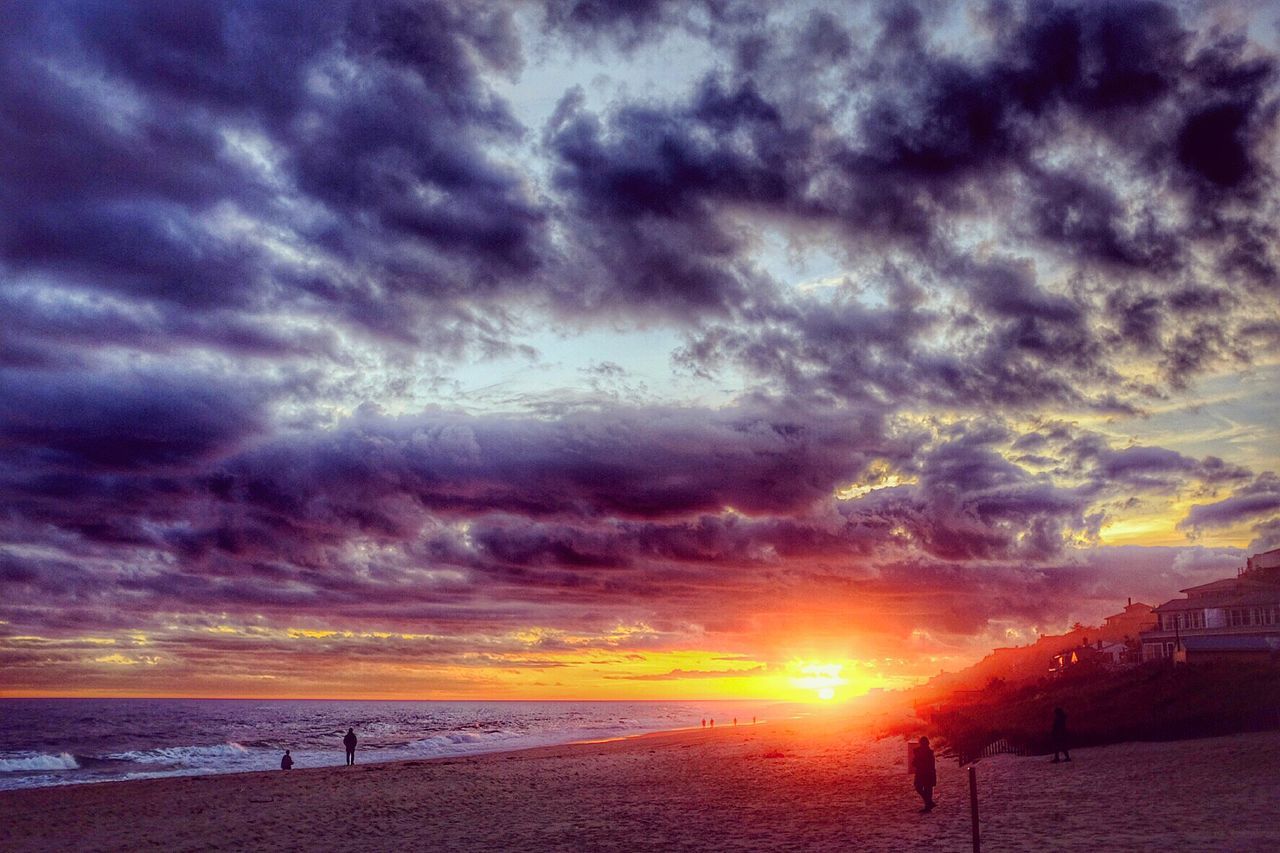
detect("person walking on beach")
(1051, 707), (1071, 763)
(913, 737), (937, 813)
(280, 749), (293, 770)
(343, 727), (358, 766)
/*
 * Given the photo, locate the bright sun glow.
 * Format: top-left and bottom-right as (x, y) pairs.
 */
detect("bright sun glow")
(789, 661), (847, 702)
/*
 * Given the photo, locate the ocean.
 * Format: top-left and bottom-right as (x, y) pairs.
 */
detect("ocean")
(0, 698), (795, 791)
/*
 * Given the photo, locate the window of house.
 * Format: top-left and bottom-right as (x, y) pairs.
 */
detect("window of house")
(1235, 608), (1256, 626)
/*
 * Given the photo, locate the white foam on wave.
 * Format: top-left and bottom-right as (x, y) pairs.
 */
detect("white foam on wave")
(0, 752), (80, 772)
(107, 742), (250, 767)
(411, 731), (503, 751)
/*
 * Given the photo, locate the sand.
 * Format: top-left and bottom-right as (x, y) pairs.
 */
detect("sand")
(2, 717), (1278, 852)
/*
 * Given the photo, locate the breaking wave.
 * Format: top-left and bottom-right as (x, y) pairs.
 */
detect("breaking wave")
(0, 752), (80, 772)
(107, 742), (250, 766)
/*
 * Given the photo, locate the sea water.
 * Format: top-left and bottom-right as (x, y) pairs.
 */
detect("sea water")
(0, 698), (794, 791)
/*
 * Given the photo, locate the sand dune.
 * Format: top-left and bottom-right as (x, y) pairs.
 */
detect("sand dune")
(2, 717), (1277, 852)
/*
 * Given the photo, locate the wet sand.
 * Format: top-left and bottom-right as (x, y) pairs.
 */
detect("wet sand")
(2, 717), (1278, 852)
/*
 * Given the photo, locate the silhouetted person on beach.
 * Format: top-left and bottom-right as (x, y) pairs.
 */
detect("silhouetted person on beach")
(280, 749), (293, 770)
(913, 737), (937, 813)
(343, 728), (358, 765)
(701, 718), (706, 728)
(1051, 707), (1071, 762)
(733, 718), (737, 726)
(710, 719), (715, 728)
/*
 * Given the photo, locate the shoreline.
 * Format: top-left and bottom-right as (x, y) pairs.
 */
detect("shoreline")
(3, 715), (1278, 851)
(0, 698), (806, 794)
(0, 716), (804, 796)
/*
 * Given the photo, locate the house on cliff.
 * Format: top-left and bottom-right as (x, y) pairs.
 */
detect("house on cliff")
(1102, 599), (1157, 639)
(1140, 548), (1280, 663)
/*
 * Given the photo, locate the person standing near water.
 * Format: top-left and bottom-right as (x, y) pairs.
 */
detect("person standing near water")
(280, 750), (293, 770)
(343, 728), (358, 766)
(913, 737), (937, 813)
(1051, 707), (1071, 762)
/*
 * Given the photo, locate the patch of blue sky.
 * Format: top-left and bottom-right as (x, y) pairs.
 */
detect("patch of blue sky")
(498, 7), (720, 137)
(1125, 360), (1280, 474)
(1066, 357), (1280, 484)
(417, 323), (746, 413)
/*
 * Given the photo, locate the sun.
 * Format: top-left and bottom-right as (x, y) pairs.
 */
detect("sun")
(788, 660), (847, 702)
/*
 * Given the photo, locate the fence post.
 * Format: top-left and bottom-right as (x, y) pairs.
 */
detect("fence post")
(969, 764), (981, 853)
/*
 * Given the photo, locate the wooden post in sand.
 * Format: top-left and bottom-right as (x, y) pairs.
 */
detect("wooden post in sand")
(968, 765), (980, 853)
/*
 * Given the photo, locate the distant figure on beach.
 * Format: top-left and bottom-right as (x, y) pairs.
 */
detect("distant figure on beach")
(710, 718), (715, 728)
(913, 737), (937, 813)
(701, 718), (706, 728)
(752, 716), (756, 725)
(1051, 707), (1071, 763)
(343, 728), (358, 765)
(733, 718), (737, 726)
(280, 750), (293, 770)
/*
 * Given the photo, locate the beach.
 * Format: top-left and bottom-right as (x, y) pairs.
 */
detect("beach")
(3, 715), (1278, 852)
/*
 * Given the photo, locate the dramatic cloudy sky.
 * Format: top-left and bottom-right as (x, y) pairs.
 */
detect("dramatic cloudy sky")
(2, 0), (1278, 700)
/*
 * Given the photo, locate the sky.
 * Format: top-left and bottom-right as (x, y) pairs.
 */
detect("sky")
(2, 0), (1279, 701)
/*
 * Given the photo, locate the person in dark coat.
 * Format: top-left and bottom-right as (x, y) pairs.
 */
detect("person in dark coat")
(280, 749), (293, 770)
(913, 737), (937, 812)
(343, 728), (358, 766)
(1051, 707), (1071, 763)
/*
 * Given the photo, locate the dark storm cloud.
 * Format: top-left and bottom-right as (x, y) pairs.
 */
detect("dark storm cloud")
(0, 396), (901, 630)
(0, 368), (265, 472)
(549, 0), (1277, 405)
(545, 80), (787, 318)
(0, 0), (545, 353)
(1247, 519), (1280, 554)
(543, 0), (749, 51)
(1, 394), (1265, 656)
(833, 424), (1098, 563)
(543, 0), (685, 49)
(1, 389), (1174, 645)
(209, 400), (900, 530)
(1054, 433), (1253, 494)
(1181, 473), (1280, 532)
